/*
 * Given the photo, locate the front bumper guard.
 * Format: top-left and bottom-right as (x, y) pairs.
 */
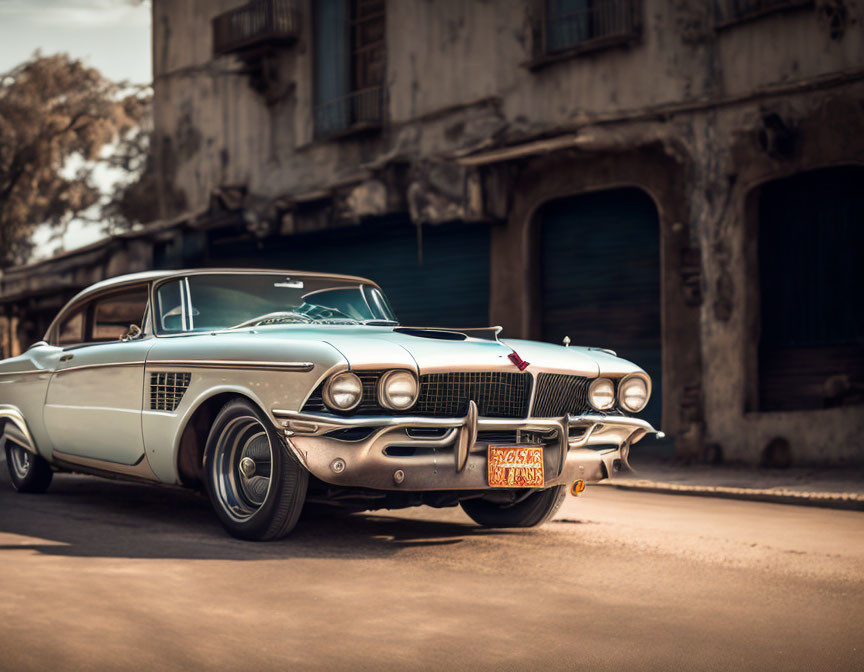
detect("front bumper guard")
(271, 406), (663, 492)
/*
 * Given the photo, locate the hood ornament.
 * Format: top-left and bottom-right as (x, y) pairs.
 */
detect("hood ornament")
(563, 336), (571, 348)
(508, 351), (530, 371)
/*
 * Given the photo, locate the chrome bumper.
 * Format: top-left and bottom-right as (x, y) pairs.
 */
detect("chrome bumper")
(271, 405), (662, 492)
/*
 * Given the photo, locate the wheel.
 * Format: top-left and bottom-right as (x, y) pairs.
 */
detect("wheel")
(203, 398), (308, 541)
(4, 443), (53, 493)
(460, 485), (567, 528)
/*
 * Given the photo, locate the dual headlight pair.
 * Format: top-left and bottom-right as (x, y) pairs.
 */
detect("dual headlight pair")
(323, 370), (650, 414)
(588, 374), (650, 413)
(323, 370), (417, 412)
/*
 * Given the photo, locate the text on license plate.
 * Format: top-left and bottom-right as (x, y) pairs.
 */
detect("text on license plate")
(487, 446), (545, 488)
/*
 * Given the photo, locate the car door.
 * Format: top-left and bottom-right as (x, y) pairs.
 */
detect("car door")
(43, 284), (153, 465)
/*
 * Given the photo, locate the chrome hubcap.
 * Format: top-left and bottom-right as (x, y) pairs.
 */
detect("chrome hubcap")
(9, 446), (31, 480)
(210, 416), (274, 523)
(239, 457), (256, 478)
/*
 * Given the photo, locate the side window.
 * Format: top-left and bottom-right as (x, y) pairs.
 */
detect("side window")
(156, 280), (185, 333)
(57, 309), (85, 346)
(92, 287), (148, 342)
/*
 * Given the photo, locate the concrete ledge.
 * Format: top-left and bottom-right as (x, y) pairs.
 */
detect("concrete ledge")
(597, 479), (864, 511)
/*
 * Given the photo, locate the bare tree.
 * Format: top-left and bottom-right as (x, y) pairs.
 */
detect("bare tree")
(0, 53), (151, 268)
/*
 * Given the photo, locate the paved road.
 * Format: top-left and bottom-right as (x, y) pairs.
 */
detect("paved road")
(0, 459), (862, 672)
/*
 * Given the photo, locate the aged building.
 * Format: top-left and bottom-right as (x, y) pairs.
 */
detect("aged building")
(2, 0), (863, 465)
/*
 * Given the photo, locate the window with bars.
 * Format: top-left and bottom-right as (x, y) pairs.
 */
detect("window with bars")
(314, 0), (385, 138)
(543, 0), (640, 55)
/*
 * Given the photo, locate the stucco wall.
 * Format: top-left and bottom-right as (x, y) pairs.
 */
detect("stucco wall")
(145, 0), (864, 465)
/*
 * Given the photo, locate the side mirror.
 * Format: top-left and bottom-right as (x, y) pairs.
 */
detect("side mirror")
(121, 324), (143, 342)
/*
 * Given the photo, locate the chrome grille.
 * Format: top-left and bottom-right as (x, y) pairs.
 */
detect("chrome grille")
(531, 373), (592, 417)
(357, 371), (384, 413)
(416, 372), (532, 418)
(150, 372), (191, 412)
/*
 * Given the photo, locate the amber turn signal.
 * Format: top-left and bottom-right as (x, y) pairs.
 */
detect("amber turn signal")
(570, 480), (585, 496)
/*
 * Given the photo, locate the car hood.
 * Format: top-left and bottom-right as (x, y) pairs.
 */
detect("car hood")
(233, 325), (611, 377)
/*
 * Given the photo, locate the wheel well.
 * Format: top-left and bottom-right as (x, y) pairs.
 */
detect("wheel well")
(176, 393), (258, 488)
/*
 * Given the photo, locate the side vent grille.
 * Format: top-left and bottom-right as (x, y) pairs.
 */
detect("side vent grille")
(150, 372), (191, 411)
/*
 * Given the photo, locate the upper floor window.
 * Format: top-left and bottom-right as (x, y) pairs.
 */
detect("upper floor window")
(314, 0), (385, 138)
(543, 0), (640, 55)
(714, 0), (813, 30)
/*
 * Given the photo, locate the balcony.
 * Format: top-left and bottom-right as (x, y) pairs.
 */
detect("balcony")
(714, 0), (814, 30)
(212, 0), (301, 58)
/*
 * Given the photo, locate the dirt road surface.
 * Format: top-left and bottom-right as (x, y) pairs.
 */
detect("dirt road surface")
(1, 462), (861, 671)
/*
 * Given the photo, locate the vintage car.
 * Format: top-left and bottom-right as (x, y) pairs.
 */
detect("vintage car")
(0, 269), (661, 540)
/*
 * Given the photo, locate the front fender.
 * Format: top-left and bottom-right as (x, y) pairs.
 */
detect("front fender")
(142, 341), (347, 484)
(0, 405), (39, 455)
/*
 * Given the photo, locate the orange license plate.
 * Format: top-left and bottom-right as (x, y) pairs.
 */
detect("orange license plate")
(488, 446), (545, 488)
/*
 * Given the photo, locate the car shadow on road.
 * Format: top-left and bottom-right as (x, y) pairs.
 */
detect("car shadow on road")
(0, 470), (523, 561)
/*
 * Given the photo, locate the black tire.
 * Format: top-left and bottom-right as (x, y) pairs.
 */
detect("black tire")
(460, 485), (567, 528)
(4, 443), (53, 493)
(203, 398), (308, 541)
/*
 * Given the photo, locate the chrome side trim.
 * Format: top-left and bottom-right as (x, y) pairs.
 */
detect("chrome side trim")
(151, 360), (314, 372)
(0, 405), (38, 454)
(52, 450), (159, 481)
(54, 361), (146, 374)
(0, 369), (51, 377)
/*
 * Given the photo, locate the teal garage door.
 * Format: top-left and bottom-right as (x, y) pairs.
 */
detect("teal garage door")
(206, 219), (491, 328)
(539, 188), (663, 430)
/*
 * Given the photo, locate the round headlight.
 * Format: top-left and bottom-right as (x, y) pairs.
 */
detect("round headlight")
(588, 377), (615, 411)
(619, 375), (650, 413)
(323, 372), (363, 411)
(378, 370), (419, 411)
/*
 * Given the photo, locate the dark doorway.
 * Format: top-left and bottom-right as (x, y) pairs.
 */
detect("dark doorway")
(539, 187), (663, 431)
(756, 166), (864, 412)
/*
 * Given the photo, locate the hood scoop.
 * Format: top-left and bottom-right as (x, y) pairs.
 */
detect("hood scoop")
(392, 326), (503, 342)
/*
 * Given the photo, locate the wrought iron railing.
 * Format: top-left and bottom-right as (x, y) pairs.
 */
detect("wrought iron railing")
(713, 0), (813, 28)
(313, 86), (384, 138)
(545, 0), (640, 54)
(212, 0), (301, 57)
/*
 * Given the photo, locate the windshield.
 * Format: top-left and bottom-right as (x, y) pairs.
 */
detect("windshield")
(155, 273), (397, 334)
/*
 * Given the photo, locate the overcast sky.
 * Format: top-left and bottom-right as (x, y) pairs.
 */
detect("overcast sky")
(0, 0), (152, 260)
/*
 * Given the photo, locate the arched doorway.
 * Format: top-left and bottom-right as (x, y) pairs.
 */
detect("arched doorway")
(538, 187), (663, 430)
(755, 166), (864, 412)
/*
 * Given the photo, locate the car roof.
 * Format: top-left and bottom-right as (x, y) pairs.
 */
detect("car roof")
(45, 269), (382, 341)
(66, 268), (382, 306)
